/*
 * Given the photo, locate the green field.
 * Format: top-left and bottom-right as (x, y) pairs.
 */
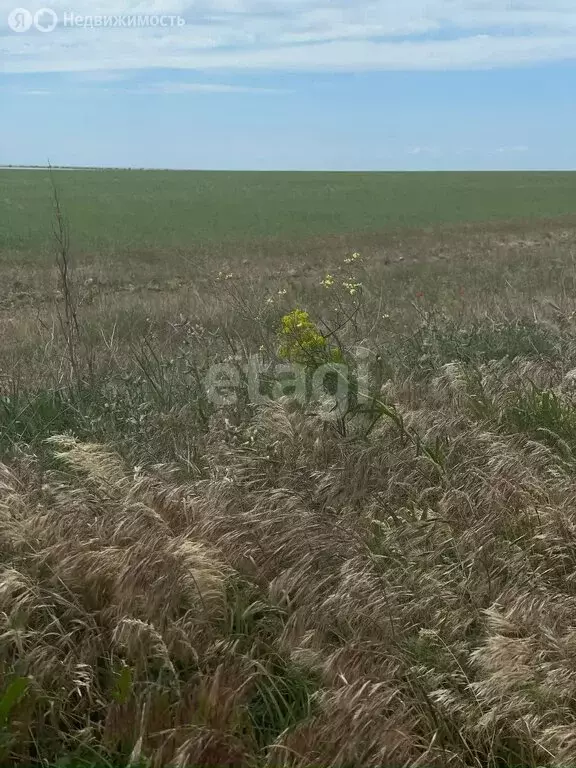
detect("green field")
(2, 169), (576, 252)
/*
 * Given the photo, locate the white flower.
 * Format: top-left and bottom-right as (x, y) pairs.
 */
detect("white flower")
(342, 280), (362, 295)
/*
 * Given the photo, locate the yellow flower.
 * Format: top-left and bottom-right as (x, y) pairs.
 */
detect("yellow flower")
(321, 274), (335, 287)
(278, 309), (327, 364)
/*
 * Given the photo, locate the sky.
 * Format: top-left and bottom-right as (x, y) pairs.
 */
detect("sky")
(1, 0), (575, 170)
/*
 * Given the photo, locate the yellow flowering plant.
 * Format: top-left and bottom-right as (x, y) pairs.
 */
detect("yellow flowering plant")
(278, 309), (343, 367)
(273, 253), (388, 436)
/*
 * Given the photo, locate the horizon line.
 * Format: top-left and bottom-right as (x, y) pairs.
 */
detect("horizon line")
(2, 165), (576, 174)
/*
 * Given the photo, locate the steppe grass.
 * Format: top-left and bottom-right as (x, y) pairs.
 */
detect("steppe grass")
(3, 199), (576, 764)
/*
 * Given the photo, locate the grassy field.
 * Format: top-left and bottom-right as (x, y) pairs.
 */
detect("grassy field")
(3, 169), (576, 252)
(3, 170), (576, 766)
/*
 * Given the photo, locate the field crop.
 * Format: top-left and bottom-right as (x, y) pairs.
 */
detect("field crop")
(2, 170), (576, 766)
(2, 169), (576, 253)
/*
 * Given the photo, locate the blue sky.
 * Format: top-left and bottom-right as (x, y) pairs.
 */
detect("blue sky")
(1, 1), (576, 170)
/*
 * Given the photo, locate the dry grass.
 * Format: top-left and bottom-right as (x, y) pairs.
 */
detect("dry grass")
(3, 220), (576, 765)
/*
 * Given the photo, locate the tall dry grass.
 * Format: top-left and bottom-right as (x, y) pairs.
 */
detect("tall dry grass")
(3, 224), (576, 765)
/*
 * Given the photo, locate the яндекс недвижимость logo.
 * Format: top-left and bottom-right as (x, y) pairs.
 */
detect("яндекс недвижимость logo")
(7, 7), (186, 31)
(8, 7), (58, 31)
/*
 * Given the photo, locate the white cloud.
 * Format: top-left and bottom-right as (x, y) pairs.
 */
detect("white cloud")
(130, 81), (285, 93)
(0, 78), (282, 94)
(407, 146), (438, 155)
(1, 1), (576, 74)
(496, 145), (530, 153)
